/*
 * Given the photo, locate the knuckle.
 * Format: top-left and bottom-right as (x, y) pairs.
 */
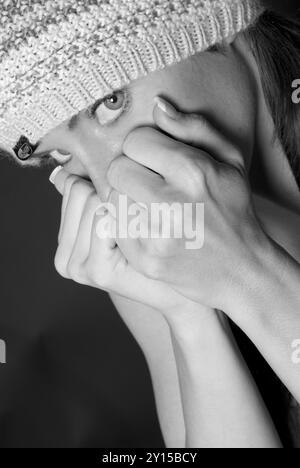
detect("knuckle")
(85, 259), (97, 281)
(188, 112), (207, 127)
(86, 192), (101, 213)
(231, 147), (245, 172)
(169, 148), (213, 198)
(85, 261), (98, 285)
(142, 255), (165, 280)
(122, 129), (136, 154)
(149, 238), (173, 257)
(189, 164), (207, 188)
(67, 258), (83, 282)
(108, 188), (120, 207)
(173, 154), (207, 193)
(123, 127), (149, 154)
(85, 259), (110, 289)
(64, 174), (82, 196)
(54, 251), (68, 279)
(183, 113), (209, 135)
(171, 149), (197, 176)
(64, 174), (78, 190)
(107, 156), (125, 186)
(188, 157), (215, 193)
(70, 179), (93, 199)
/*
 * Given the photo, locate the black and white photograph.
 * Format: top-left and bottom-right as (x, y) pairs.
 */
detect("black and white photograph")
(0, 0), (299, 451)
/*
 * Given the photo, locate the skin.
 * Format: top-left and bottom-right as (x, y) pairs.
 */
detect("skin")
(33, 35), (300, 447)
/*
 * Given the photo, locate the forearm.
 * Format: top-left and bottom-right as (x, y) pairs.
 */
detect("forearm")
(165, 304), (281, 448)
(110, 293), (186, 448)
(226, 238), (300, 403)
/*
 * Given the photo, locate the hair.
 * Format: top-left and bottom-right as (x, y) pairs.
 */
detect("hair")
(1, 8), (300, 186)
(244, 9), (300, 190)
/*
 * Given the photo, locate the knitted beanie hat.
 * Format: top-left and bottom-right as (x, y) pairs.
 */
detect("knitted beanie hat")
(0, 0), (263, 160)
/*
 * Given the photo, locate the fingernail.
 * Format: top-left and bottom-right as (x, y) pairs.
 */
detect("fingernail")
(154, 97), (180, 119)
(49, 165), (63, 185)
(50, 150), (72, 164)
(96, 204), (109, 217)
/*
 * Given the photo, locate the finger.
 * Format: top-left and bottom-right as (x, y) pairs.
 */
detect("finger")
(116, 235), (144, 272)
(49, 165), (94, 241)
(55, 179), (94, 277)
(108, 189), (149, 236)
(122, 125), (213, 186)
(153, 96), (246, 172)
(49, 166), (70, 195)
(107, 155), (164, 203)
(49, 166), (80, 241)
(74, 209), (117, 291)
(89, 208), (118, 262)
(59, 174), (94, 243)
(88, 209), (147, 295)
(105, 189), (148, 274)
(69, 192), (102, 270)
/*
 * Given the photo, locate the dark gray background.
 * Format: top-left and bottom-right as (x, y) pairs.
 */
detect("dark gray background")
(0, 0), (298, 448)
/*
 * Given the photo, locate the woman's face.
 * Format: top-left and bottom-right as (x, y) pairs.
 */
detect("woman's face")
(36, 39), (257, 200)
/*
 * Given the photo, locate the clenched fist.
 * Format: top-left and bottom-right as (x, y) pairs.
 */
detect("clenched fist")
(104, 97), (270, 311)
(50, 165), (192, 314)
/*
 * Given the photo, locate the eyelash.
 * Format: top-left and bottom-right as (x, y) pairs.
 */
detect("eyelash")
(87, 88), (130, 126)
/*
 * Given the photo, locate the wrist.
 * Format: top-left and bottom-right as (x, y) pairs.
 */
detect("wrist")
(224, 234), (298, 327)
(163, 302), (229, 345)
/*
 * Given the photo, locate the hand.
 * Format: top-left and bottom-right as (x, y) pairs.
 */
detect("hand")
(106, 97), (271, 311)
(51, 167), (192, 313)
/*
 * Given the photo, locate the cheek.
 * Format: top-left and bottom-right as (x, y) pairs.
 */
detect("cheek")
(71, 105), (156, 193)
(171, 52), (257, 171)
(203, 57), (256, 170)
(213, 84), (256, 170)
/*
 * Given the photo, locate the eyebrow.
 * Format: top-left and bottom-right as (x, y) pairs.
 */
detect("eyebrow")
(68, 113), (81, 131)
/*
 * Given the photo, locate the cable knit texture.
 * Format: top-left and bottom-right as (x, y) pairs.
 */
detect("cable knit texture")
(0, 0), (263, 155)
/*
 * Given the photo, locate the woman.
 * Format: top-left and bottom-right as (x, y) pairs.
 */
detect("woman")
(1, 0), (299, 447)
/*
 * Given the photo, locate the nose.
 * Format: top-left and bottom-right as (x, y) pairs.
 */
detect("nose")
(64, 137), (115, 201)
(37, 118), (116, 201)
(58, 147), (113, 201)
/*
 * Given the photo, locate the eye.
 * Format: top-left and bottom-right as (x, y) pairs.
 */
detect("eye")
(92, 90), (127, 126)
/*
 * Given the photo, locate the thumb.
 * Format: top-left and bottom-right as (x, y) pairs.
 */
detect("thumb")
(49, 165), (92, 196)
(153, 96), (246, 173)
(84, 208), (118, 290)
